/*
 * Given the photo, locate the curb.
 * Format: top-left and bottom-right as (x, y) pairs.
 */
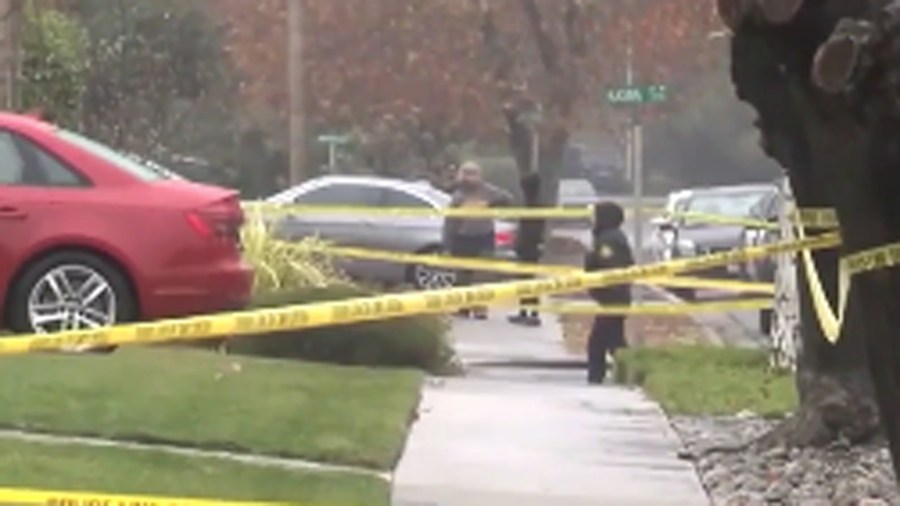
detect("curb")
(0, 429), (390, 481)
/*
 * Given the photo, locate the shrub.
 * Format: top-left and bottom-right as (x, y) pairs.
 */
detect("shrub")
(227, 284), (459, 374)
(241, 209), (348, 294)
(232, 208), (459, 373)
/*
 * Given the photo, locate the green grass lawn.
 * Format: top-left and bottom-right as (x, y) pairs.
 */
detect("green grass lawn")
(0, 347), (422, 469)
(0, 438), (388, 505)
(615, 345), (797, 417)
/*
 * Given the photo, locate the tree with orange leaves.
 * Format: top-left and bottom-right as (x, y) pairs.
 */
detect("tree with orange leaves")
(480, 0), (717, 206)
(217, 0), (717, 189)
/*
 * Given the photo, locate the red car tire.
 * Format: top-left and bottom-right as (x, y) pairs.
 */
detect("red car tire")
(6, 250), (137, 353)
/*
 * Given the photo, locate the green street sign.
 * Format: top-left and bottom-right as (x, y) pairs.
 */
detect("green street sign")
(606, 84), (668, 105)
(317, 134), (352, 144)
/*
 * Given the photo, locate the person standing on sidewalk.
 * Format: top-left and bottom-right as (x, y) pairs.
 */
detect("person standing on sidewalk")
(508, 172), (545, 327)
(584, 201), (634, 384)
(443, 161), (511, 319)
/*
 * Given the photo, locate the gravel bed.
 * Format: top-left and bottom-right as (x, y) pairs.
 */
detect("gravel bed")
(672, 415), (900, 505)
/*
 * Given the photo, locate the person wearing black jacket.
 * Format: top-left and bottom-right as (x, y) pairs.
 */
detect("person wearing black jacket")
(584, 201), (635, 384)
(508, 172), (545, 326)
(443, 162), (512, 319)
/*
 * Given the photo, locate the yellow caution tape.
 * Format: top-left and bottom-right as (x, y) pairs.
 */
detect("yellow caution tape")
(327, 245), (574, 276)
(0, 232), (836, 356)
(244, 202), (594, 220)
(676, 213), (778, 230)
(797, 207), (840, 230)
(325, 244), (774, 294)
(842, 242), (900, 276)
(795, 217), (846, 343)
(530, 298), (772, 316)
(647, 277), (775, 294)
(251, 203), (772, 228)
(246, 201), (840, 232)
(793, 206), (900, 343)
(244, 202), (788, 228)
(799, 239), (900, 344)
(0, 487), (296, 505)
(819, 240), (900, 344)
(677, 207), (835, 230)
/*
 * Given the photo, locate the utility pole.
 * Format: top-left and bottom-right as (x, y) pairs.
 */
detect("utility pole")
(0, 0), (22, 110)
(606, 1), (668, 295)
(288, 0), (306, 185)
(528, 112), (540, 176)
(625, 18), (646, 305)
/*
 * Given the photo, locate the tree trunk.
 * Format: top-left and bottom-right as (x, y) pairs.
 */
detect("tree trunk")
(727, 3), (881, 449)
(537, 129), (565, 209)
(725, 0), (900, 480)
(504, 101), (566, 209)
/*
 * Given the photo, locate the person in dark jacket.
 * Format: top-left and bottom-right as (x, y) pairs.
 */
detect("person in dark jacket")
(443, 161), (512, 318)
(508, 172), (545, 326)
(584, 201), (634, 384)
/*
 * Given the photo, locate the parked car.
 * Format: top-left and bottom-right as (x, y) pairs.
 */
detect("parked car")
(557, 178), (599, 228)
(648, 189), (693, 262)
(649, 183), (780, 301)
(563, 143), (629, 193)
(266, 175), (517, 290)
(122, 152), (186, 180)
(0, 113), (253, 339)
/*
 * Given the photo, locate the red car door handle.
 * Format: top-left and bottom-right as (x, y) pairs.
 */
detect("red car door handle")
(0, 206), (26, 220)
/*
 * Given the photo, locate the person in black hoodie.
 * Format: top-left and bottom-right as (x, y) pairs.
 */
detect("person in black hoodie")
(508, 172), (545, 326)
(584, 201), (634, 384)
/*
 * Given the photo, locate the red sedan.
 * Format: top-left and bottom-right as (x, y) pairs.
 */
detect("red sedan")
(0, 113), (253, 335)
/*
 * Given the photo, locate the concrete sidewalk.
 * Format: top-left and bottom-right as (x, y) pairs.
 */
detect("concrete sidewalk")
(392, 315), (709, 506)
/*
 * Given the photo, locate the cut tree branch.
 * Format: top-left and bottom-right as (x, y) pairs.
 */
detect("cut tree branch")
(756, 0), (804, 25)
(717, 0), (756, 32)
(564, 0), (587, 57)
(717, 0), (804, 31)
(812, 19), (875, 94)
(813, 33), (862, 94)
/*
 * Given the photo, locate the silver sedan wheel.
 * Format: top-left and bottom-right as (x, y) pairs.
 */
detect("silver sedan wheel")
(27, 264), (117, 333)
(413, 264), (457, 290)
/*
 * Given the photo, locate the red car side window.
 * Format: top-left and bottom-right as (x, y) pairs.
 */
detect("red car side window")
(0, 132), (27, 185)
(0, 130), (87, 188)
(15, 135), (88, 187)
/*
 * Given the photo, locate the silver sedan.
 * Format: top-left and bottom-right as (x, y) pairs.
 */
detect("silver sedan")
(266, 175), (517, 290)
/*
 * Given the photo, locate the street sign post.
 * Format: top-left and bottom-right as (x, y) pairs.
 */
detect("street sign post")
(316, 134), (352, 168)
(604, 82), (668, 295)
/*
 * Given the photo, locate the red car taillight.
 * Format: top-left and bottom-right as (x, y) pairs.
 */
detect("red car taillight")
(495, 230), (515, 248)
(185, 211), (214, 237)
(186, 197), (244, 246)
